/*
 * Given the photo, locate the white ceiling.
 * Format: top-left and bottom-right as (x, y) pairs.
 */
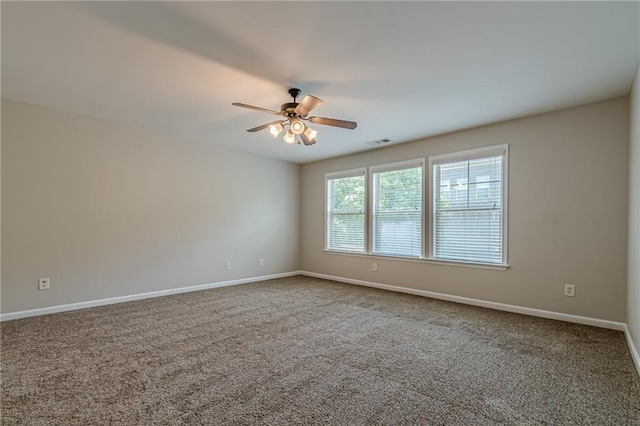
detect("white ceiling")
(2, 2), (639, 164)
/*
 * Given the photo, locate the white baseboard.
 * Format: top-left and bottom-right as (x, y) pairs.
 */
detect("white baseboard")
(300, 271), (627, 331)
(4, 269), (638, 377)
(623, 325), (640, 376)
(0, 271), (302, 322)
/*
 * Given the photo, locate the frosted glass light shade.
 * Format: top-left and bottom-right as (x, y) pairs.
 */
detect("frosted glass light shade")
(304, 127), (318, 140)
(290, 119), (305, 135)
(300, 126), (318, 145)
(269, 122), (284, 137)
(283, 130), (296, 144)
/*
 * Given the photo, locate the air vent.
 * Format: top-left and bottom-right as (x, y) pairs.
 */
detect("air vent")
(365, 138), (392, 147)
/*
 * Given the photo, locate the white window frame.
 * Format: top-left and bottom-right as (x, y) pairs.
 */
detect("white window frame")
(323, 145), (508, 270)
(428, 144), (509, 266)
(369, 158), (425, 258)
(324, 168), (367, 253)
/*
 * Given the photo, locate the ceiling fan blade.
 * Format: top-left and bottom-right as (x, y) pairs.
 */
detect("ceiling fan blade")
(308, 116), (357, 130)
(246, 120), (284, 132)
(232, 103), (283, 116)
(295, 95), (323, 116)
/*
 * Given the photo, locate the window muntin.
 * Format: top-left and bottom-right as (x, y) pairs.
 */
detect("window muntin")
(326, 170), (366, 252)
(371, 162), (423, 257)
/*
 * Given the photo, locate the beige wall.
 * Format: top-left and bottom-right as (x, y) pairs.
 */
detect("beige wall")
(1, 95), (633, 324)
(1, 99), (300, 314)
(301, 97), (629, 322)
(629, 65), (640, 353)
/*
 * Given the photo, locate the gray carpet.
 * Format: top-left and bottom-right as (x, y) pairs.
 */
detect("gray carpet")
(1, 276), (639, 425)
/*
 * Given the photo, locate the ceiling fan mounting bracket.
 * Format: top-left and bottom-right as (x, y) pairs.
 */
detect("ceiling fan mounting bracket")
(288, 88), (301, 102)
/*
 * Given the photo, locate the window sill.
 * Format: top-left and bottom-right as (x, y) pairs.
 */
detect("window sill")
(322, 249), (509, 271)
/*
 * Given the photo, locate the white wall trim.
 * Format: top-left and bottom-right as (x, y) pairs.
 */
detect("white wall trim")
(0, 271), (302, 322)
(624, 324), (640, 376)
(300, 271), (626, 331)
(322, 249), (509, 271)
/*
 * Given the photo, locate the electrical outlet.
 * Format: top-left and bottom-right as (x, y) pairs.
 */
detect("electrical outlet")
(564, 284), (575, 297)
(225, 261), (231, 270)
(259, 258), (264, 267)
(372, 263), (378, 272)
(38, 278), (50, 291)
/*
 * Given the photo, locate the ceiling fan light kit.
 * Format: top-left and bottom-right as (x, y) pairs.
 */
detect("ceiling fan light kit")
(232, 88), (357, 146)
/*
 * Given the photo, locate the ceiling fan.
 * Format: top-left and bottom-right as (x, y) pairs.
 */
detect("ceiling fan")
(232, 88), (357, 146)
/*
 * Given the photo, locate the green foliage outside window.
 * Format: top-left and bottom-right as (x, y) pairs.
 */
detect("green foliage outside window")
(375, 168), (421, 211)
(332, 176), (365, 212)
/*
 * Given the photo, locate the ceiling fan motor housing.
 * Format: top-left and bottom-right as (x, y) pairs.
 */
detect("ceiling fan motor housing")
(281, 102), (299, 116)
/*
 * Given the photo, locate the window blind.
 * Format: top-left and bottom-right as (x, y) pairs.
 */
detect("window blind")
(372, 163), (423, 257)
(433, 154), (504, 264)
(326, 171), (365, 252)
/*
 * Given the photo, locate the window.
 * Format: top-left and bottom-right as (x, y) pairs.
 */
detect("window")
(326, 169), (366, 252)
(324, 145), (508, 268)
(371, 160), (423, 257)
(430, 145), (507, 265)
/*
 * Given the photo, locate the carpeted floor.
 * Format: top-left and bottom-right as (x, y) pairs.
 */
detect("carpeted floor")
(1, 276), (639, 425)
